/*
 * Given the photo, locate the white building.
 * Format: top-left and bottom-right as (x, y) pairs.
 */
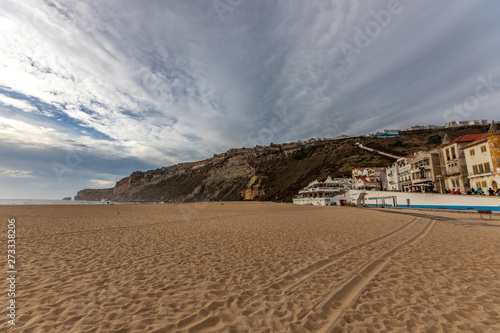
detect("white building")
(352, 167), (387, 190)
(367, 130), (400, 137)
(293, 177), (352, 206)
(385, 163), (399, 191)
(444, 120), (491, 128)
(385, 155), (414, 191)
(409, 151), (442, 193)
(332, 134), (350, 140)
(406, 125), (441, 131)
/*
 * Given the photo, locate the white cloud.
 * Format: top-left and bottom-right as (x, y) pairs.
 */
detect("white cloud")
(88, 179), (116, 188)
(0, 116), (59, 147)
(0, 167), (34, 178)
(0, 94), (38, 112)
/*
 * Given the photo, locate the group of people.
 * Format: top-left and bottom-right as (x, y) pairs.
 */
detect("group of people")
(446, 187), (500, 195)
(464, 187), (500, 196)
(388, 187), (499, 196)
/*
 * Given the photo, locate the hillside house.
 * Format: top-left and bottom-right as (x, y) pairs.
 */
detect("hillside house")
(462, 122), (500, 193)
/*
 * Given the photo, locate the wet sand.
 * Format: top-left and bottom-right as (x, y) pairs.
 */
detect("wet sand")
(1, 202), (499, 332)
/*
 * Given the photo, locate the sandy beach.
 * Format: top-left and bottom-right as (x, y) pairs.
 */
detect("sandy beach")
(1, 202), (499, 332)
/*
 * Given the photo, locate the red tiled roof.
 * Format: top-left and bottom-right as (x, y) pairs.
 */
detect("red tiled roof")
(459, 133), (488, 149)
(355, 176), (380, 183)
(448, 133), (486, 145)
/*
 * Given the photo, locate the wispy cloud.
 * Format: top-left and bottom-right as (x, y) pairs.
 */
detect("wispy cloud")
(0, 94), (38, 113)
(0, 167), (35, 178)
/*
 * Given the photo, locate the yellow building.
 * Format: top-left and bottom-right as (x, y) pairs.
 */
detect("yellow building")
(462, 121), (500, 193)
(488, 122), (500, 182)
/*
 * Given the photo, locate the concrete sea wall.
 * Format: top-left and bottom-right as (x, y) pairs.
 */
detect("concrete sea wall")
(351, 190), (500, 211)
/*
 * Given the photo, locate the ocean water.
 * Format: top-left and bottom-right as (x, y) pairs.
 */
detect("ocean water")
(0, 199), (133, 205)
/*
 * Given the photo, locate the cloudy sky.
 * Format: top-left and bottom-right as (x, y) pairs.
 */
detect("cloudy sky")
(1, 0), (500, 199)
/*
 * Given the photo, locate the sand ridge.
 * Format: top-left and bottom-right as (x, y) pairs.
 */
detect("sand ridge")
(1, 202), (499, 332)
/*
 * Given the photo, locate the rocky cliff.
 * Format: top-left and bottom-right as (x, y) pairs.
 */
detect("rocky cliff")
(74, 125), (489, 202)
(74, 188), (114, 201)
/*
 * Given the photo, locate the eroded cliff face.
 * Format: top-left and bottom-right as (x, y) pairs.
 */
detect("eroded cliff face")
(75, 151), (266, 202)
(74, 188), (114, 201)
(241, 175), (264, 200)
(73, 138), (360, 202)
(74, 142), (307, 202)
(74, 125), (491, 202)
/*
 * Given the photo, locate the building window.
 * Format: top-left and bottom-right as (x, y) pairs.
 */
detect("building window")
(473, 165), (479, 175)
(451, 147), (456, 159)
(451, 179), (456, 187)
(478, 164), (485, 174)
(456, 178), (460, 187)
(484, 162), (491, 173)
(494, 140), (498, 149)
(470, 149), (475, 156)
(482, 181), (487, 188)
(446, 149), (450, 161)
(481, 145), (487, 153)
(476, 181), (481, 189)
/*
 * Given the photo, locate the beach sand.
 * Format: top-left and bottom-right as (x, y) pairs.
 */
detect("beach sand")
(1, 202), (499, 332)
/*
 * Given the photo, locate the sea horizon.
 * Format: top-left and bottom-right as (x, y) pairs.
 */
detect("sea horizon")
(0, 199), (161, 205)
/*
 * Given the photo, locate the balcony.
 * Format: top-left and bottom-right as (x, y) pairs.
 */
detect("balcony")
(411, 165), (430, 172)
(412, 177), (433, 185)
(468, 172), (493, 179)
(443, 166), (460, 176)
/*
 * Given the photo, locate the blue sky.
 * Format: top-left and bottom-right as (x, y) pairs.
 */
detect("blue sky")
(1, 0), (500, 199)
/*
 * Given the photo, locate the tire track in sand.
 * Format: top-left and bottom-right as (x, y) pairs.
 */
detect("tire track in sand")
(176, 218), (420, 332)
(266, 218), (419, 292)
(307, 219), (435, 333)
